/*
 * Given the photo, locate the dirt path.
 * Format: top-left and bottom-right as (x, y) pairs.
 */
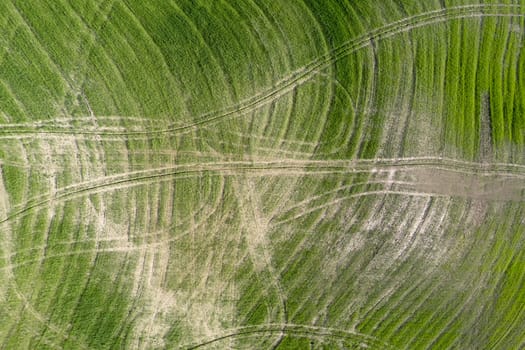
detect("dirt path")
(1, 157), (523, 228)
(412, 167), (524, 201)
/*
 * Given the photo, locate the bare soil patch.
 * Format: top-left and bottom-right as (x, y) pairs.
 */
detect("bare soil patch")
(412, 168), (524, 201)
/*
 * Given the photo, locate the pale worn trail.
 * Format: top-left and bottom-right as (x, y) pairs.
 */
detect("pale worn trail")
(0, 5), (522, 140)
(1, 157), (523, 227)
(0, 4), (523, 348)
(179, 323), (397, 350)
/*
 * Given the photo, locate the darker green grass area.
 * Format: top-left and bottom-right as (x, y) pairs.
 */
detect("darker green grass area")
(1, 165), (27, 206)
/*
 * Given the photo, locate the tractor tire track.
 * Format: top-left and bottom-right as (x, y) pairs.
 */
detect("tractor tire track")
(180, 323), (396, 349)
(1, 157), (523, 227)
(0, 5), (522, 140)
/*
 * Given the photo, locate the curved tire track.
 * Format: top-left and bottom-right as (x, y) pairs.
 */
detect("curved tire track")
(180, 323), (396, 349)
(0, 5), (523, 140)
(1, 157), (523, 227)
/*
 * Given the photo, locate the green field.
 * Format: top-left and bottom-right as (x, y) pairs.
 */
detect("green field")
(0, 0), (524, 349)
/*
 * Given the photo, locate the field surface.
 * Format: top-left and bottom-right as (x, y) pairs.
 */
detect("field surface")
(0, 0), (524, 349)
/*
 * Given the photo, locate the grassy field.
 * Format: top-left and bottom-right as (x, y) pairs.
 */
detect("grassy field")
(0, 0), (524, 349)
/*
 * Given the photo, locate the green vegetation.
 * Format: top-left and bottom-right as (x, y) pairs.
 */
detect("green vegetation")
(0, 0), (524, 349)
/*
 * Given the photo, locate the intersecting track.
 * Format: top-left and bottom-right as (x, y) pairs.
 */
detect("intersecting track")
(179, 323), (397, 350)
(1, 157), (523, 227)
(0, 4), (523, 140)
(1, 4), (524, 348)
(0, 161), (523, 347)
(1, 157), (523, 278)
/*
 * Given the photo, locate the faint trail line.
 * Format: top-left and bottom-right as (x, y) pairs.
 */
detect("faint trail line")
(0, 5), (523, 139)
(271, 179), (415, 217)
(180, 323), (397, 349)
(0, 230), (90, 349)
(0, 157), (523, 227)
(2, 206), (209, 262)
(0, 238), (179, 273)
(234, 178), (288, 325)
(0, 4), (520, 348)
(273, 190), (444, 226)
